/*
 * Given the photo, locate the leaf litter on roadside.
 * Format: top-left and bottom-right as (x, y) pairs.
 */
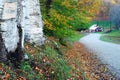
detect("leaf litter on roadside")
(65, 42), (116, 80)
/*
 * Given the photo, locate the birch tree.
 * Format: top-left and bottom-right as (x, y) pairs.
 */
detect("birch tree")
(0, 0), (44, 66)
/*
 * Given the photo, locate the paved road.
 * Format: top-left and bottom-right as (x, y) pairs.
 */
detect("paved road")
(79, 33), (120, 78)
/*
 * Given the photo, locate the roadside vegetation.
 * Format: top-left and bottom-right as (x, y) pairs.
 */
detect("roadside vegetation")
(40, 0), (100, 41)
(0, 37), (88, 80)
(100, 30), (120, 44)
(90, 20), (120, 44)
(0, 36), (115, 80)
(66, 32), (85, 42)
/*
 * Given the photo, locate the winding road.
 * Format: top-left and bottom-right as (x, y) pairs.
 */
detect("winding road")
(79, 33), (120, 78)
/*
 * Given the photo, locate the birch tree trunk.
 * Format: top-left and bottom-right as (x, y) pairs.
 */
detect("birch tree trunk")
(0, 0), (44, 66)
(0, 0), (23, 66)
(21, 0), (45, 45)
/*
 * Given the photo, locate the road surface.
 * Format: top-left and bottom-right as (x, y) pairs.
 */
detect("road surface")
(79, 33), (120, 78)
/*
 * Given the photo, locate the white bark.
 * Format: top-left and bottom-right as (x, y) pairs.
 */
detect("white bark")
(0, 0), (44, 62)
(21, 0), (44, 45)
(0, 1), (19, 52)
(0, 0), (22, 63)
(0, 0), (44, 53)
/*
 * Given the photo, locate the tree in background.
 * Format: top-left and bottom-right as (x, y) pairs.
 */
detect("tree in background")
(109, 5), (120, 30)
(93, 0), (116, 21)
(73, 0), (101, 30)
(40, 0), (100, 41)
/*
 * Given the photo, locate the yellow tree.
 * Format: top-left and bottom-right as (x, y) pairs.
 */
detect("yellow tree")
(41, 0), (101, 39)
(76, 0), (101, 18)
(69, 0), (101, 30)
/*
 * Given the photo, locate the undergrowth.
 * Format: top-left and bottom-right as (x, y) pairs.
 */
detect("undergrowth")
(66, 32), (85, 42)
(0, 37), (86, 80)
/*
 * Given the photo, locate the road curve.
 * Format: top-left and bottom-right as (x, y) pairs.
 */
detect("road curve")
(79, 33), (120, 78)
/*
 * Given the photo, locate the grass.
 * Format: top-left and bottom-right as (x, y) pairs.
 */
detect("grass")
(100, 30), (120, 44)
(66, 32), (85, 42)
(90, 20), (120, 44)
(0, 40), (71, 80)
(25, 41), (72, 80)
(0, 37), (88, 80)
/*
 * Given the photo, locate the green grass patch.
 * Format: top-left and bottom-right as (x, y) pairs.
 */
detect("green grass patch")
(100, 30), (120, 44)
(0, 41), (71, 80)
(0, 38), (88, 80)
(66, 32), (85, 42)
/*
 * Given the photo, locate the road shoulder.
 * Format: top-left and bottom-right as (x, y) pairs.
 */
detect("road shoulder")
(65, 42), (115, 80)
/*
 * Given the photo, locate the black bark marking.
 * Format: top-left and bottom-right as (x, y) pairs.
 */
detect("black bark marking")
(7, 25), (24, 68)
(0, 26), (8, 62)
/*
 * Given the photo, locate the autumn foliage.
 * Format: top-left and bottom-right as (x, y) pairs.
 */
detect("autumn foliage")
(40, 0), (100, 40)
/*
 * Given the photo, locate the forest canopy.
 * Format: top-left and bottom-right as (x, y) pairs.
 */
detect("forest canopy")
(40, 0), (100, 40)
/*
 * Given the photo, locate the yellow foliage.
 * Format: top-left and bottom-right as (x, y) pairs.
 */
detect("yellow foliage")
(86, 17), (92, 21)
(43, 0), (101, 37)
(49, 9), (69, 27)
(61, 0), (71, 8)
(44, 19), (55, 30)
(77, 0), (101, 17)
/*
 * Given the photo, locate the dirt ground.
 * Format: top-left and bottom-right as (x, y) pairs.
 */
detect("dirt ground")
(65, 42), (116, 80)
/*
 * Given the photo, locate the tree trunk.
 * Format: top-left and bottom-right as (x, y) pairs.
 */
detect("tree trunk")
(21, 0), (44, 45)
(0, 27), (8, 62)
(0, 0), (44, 66)
(0, 0), (23, 67)
(7, 25), (24, 67)
(0, 25), (24, 67)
